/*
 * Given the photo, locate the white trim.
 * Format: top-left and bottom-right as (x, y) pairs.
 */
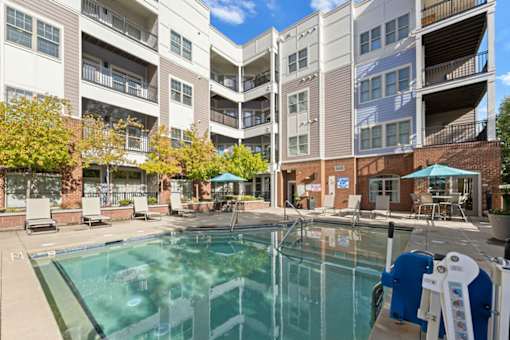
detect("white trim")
(368, 176), (401, 204)
(358, 118), (414, 152)
(357, 63), (413, 104)
(169, 76), (194, 109)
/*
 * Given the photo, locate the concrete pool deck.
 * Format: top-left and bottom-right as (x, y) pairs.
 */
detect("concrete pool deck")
(0, 208), (506, 339)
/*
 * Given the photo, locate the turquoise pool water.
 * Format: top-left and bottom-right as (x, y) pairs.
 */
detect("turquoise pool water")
(32, 223), (411, 340)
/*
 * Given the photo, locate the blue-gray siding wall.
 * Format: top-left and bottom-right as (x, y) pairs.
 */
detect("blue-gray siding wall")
(355, 48), (416, 156)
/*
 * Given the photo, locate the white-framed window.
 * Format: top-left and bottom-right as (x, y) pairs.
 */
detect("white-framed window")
(369, 176), (400, 203)
(171, 79), (192, 106)
(385, 71), (397, 96)
(170, 128), (192, 148)
(360, 125), (382, 150)
(37, 20), (60, 58)
(361, 119), (412, 150)
(361, 65), (411, 102)
(171, 30), (192, 61)
(6, 7), (33, 49)
(288, 90), (307, 114)
(360, 80), (370, 103)
(385, 20), (396, 45)
(288, 48), (307, 73)
(6, 172), (61, 208)
(397, 14), (409, 40)
(385, 13), (409, 45)
(370, 26), (381, 51)
(360, 31), (370, 55)
(398, 67), (410, 92)
(371, 76), (382, 100)
(386, 120), (411, 146)
(288, 134), (308, 156)
(5, 86), (32, 103)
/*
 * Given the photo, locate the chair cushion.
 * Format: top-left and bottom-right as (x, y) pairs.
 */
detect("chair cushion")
(27, 218), (56, 226)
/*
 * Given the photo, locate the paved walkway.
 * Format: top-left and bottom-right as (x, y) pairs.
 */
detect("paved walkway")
(0, 208), (505, 340)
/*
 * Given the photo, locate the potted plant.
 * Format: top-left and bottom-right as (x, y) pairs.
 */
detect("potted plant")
(489, 209), (510, 241)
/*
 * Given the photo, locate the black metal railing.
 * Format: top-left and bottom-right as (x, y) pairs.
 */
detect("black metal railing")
(243, 111), (271, 128)
(424, 51), (488, 87)
(210, 110), (239, 128)
(84, 191), (159, 207)
(422, 0), (487, 27)
(82, 0), (158, 50)
(211, 191), (271, 202)
(82, 62), (158, 103)
(424, 120), (487, 146)
(243, 71), (271, 92)
(83, 128), (151, 153)
(210, 72), (238, 91)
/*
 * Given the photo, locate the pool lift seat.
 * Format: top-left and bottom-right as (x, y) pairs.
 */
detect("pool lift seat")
(379, 223), (510, 340)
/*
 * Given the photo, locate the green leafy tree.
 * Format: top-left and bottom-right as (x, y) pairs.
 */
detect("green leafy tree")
(79, 114), (142, 205)
(0, 96), (76, 199)
(175, 126), (222, 198)
(222, 144), (268, 180)
(497, 97), (510, 184)
(140, 126), (181, 202)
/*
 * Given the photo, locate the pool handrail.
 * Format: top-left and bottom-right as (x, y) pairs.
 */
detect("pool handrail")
(283, 200), (306, 221)
(277, 216), (305, 249)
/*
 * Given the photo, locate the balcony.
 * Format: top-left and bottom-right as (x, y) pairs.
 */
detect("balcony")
(424, 51), (487, 87)
(243, 71), (271, 92)
(83, 127), (151, 153)
(243, 110), (271, 128)
(82, 61), (158, 103)
(424, 120), (487, 146)
(82, 0), (158, 50)
(421, 0), (487, 27)
(211, 110), (239, 129)
(211, 72), (238, 92)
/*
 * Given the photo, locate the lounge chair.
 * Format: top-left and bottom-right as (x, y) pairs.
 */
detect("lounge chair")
(170, 192), (195, 217)
(82, 197), (111, 228)
(338, 195), (361, 224)
(371, 195), (391, 219)
(321, 194), (336, 215)
(133, 196), (162, 221)
(25, 198), (57, 234)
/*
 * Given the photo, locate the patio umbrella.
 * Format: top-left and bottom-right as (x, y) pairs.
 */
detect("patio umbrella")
(402, 164), (478, 179)
(210, 173), (246, 183)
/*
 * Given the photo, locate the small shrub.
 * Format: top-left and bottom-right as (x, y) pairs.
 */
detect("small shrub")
(119, 199), (133, 206)
(489, 209), (510, 216)
(238, 195), (257, 201)
(147, 196), (158, 205)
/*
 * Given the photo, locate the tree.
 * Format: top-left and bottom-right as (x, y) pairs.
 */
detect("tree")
(140, 126), (181, 202)
(222, 144), (268, 180)
(497, 97), (510, 184)
(78, 114), (142, 205)
(0, 96), (76, 199)
(174, 126), (222, 198)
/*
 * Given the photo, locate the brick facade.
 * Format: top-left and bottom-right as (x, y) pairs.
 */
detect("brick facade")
(414, 141), (502, 211)
(61, 117), (83, 208)
(324, 159), (356, 208)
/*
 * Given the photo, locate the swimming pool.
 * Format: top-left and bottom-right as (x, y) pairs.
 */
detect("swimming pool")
(31, 222), (411, 340)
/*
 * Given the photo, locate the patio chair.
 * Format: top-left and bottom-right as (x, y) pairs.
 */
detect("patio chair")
(170, 192), (195, 217)
(82, 197), (111, 228)
(338, 195), (361, 224)
(321, 194), (336, 215)
(371, 195), (391, 219)
(440, 193), (468, 222)
(409, 193), (421, 218)
(417, 193), (440, 220)
(133, 196), (162, 221)
(25, 198), (57, 234)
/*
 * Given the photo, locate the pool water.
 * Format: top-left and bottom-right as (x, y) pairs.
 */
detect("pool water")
(32, 223), (411, 340)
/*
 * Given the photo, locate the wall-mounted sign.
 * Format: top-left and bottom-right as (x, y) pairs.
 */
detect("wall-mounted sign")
(337, 177), (349, 189)
(305, 183), (321, 192)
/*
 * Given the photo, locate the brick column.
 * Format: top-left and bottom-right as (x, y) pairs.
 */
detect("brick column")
(0, 170), (5, 209)
(61, 117), (83, 209)
(160, 175), (171, 205)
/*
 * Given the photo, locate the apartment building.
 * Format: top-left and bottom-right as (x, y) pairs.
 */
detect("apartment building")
(0, 0), (500, 215)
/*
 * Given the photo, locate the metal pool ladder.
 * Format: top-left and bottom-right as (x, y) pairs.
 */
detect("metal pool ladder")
(229, 201), (241, 232)
(278, 200), (312, 248)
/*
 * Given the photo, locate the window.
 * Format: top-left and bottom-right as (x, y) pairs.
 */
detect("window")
(6, 7), (33, 49)
(5, 86), (33, 103)
(398, 120), (411, 145)
(288, 134), (308, 156)
(360, 125), (382, 150)
(369, 176), (400, 203)
(386, 123), (398, 146)
(360, 31), (369, 55)
(171, 79), (181, 102)
(289, 136), (298, 156)
(397, 14), (409, 40)
(361, 128), (371, 150)
(370, 26), (381, 50)
(384, 66), (411, 97)
(371, 76), (382, 100)
(372, 125), (382, 148)
(37, 20), (60, 58)
(182, 37), (192, 61)
(288, 91), (307, 114)
(182, 84), (192, 106)
(398, 67), (410, 91)
(170, 30), (181, 55)
(171, 128), (182, 148)
(6, 172), (61, 208)
(385, 20), (396, 45)
(360, 80), (370, 103)
(385, 71), (397, 96)
(171, 79), (192, 106)
(288, 48), (307, 73)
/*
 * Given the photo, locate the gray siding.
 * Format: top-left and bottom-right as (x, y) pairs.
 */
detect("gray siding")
(159, 57), (210, 134)
(324, 65), (352, 158)
(11, 0), (80, 117)
(281, 77), (320, 163)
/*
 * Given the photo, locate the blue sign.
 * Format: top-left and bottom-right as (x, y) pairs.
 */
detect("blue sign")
(337, 177), (349, 189)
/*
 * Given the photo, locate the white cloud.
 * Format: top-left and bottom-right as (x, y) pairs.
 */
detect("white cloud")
(498, 72), (510, 86)
(205, 0), (257, 25)
(266, 0), (278, 12)
(310, 0), (345, 12)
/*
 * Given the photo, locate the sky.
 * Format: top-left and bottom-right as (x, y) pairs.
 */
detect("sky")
(205, 0), (510, 111)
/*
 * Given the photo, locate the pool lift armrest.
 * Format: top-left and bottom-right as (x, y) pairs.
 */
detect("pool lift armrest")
(489, 240), (510, 340)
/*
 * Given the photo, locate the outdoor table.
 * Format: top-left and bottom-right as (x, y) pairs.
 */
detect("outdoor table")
(431, 195), (453, 202)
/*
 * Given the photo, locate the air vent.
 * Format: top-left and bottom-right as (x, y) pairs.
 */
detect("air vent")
(335, 165), (345, 172)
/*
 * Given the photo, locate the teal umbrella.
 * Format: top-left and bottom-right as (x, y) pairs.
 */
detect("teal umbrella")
(402, 164), (478, 179)
(210, 172), (246, 183)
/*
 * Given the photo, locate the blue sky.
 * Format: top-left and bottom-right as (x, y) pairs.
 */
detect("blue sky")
(206, 0), (510, 111)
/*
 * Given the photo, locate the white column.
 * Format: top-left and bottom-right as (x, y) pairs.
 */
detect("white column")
(415, 33), (424, 147)
(238, 65), (243, 93)
(416, 93), (424, 146)
(487, 8), (496, 72)
(238, 102), (243, 129)
(415, 0), (422, 31)
(487, 7), (496, 141)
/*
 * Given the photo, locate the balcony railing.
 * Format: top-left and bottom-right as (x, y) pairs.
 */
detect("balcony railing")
(243, 71), (271, 92)
(83, 128), (151, 153)
(243, 111), (271, 128)
(211, 110), (239, 128)
(82, 62), (158, 103)
(424, 120), (487, 146)
(84, 191), (158, 207)
(422, 0), (487, 27)
(82, 0), (158, 50)
(424, 51), (488, 87)
(210, 72), (238, 92)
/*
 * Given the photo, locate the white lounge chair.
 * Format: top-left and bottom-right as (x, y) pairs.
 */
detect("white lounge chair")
(82, 197), (111, 228)
(25, 198), (57, 234)
(133, 196), (162, 221)
(321, 194), (336, 215)
(170, 192), (195, 217)
(371, 195), (391, 219)
(417, 193), (440, 220)
(338, 195), (361, 224)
